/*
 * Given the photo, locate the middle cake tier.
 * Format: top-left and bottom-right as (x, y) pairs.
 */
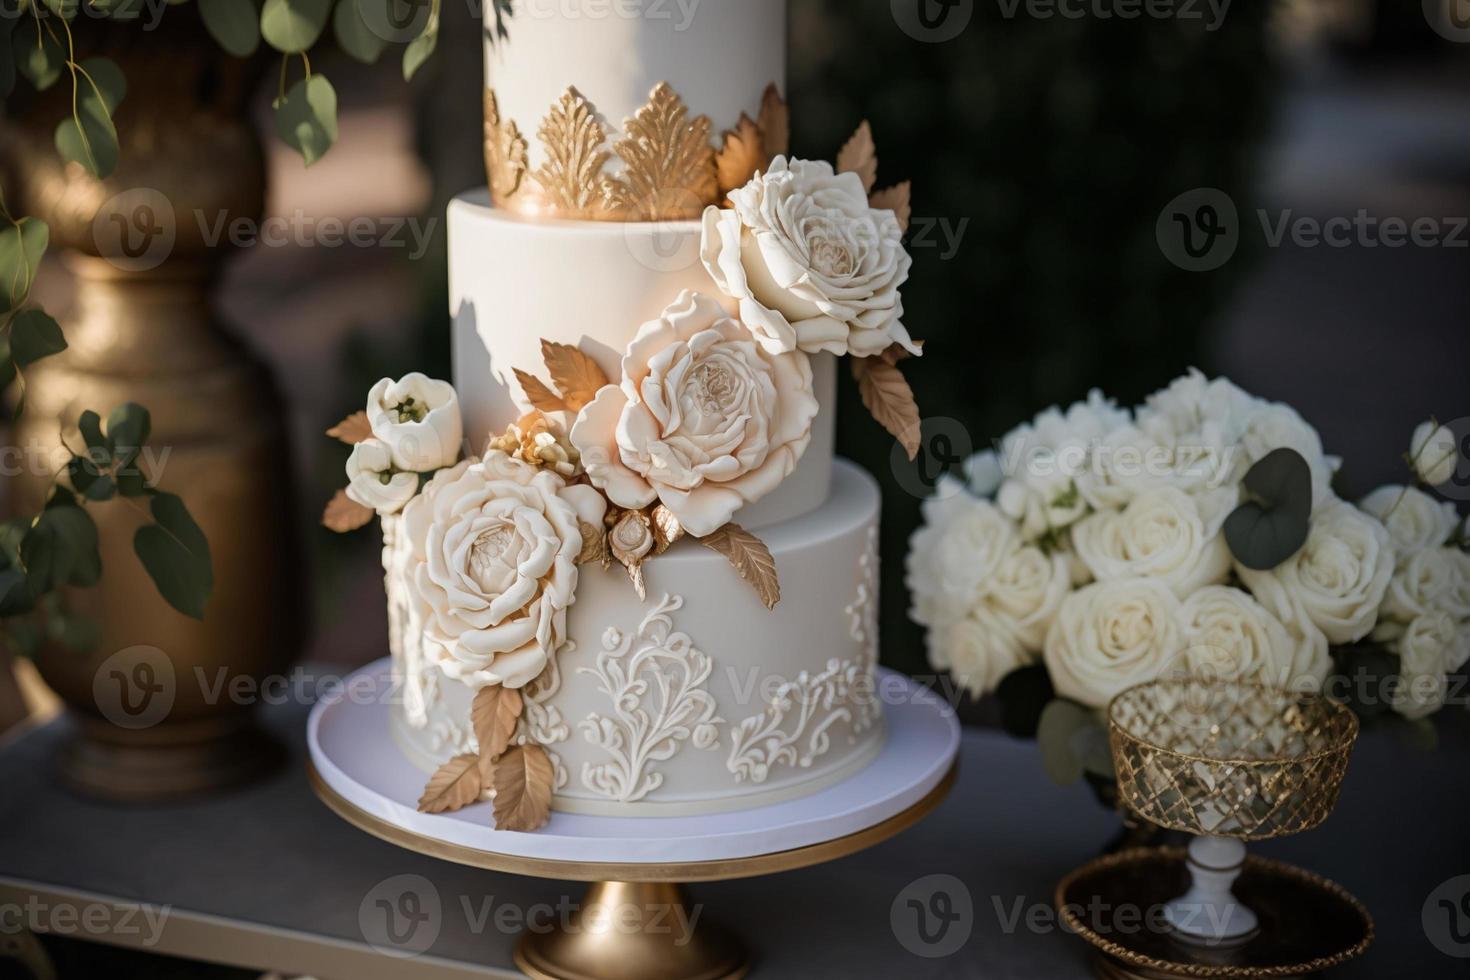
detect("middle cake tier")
(448, 189), (836, 529)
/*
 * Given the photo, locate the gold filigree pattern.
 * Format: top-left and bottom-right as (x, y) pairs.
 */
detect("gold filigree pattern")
(483, 82), (787, 222)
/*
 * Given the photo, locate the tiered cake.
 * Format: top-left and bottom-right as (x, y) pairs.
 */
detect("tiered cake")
(331, 0), (923, 826)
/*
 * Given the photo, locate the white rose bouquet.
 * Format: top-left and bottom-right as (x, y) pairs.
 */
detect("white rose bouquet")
(907, 370), (1464, 785)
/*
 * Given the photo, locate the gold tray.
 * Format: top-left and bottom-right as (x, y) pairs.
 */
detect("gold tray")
(1056, 847), (1373, 979)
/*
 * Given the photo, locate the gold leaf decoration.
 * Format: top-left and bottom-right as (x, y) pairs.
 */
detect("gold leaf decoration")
(483, 89), (529, 201)
(322, 489), (374, 533)
(870, 181), (911, 233)
(757, 83), (789, 159)
(700, 523), (781, 610)
(626, 559), (647, 601)
(535, 87), (611, 217)
(513, 367), (567, 413)
(604, 82), (717, 220)
(716, 112), (765, 197)
(651, 504), (684, 555)
(492, 744), (555, 832)
(837, 121), (878, 194)
(880, 340), (919, 365)
(326, 411), (372, 445)
(541, 339), (610, 412)
(853, 357), (921, 461)
(471, 686), (523, 777)
(577, 520), (607, 566)
(417, 754), (483, 814)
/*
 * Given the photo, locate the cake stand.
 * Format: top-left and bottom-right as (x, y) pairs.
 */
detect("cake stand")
(307, 659), (961, 980)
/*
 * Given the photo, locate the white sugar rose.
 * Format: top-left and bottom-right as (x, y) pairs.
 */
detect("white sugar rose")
(928, 607), (1030, 698)
(1238, 499), (1394, 646)
(1044, 579), (1184, 709)
(1449, 549), (1470, 624)
(368, 373), (464, 473)
(345, 438), (419, 516)
(1383, 547), (1464, 622)
(570, 291), (818, 537)
(700, 157), (917, 358)
(1178, 586), (1326, 690)
(1393, 612), (1457, 720)
(985, 545), (1071, 649)
(401, 451), (606, 689)
(1359, 485), (1458, 556)
(906, 480), (1018, 626)
(1411, 421), (1459, 487)
(1071, 487), (1235, 598)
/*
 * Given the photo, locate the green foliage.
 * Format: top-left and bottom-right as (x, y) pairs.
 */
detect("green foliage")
(11, 17), (65, 91)
(0, 217), (48, 313)
(273, 74), (338, 167)
(260, 0), (332, 53)
(332, 0), (386, 64)
(1036, 699), (1113, 786)
(199, 0), (261, 57)
(8, 309), (65, 366)
(133, 492), (213, 620)
(1224, 448), (1313, 570)
(402, 0), (439, 81)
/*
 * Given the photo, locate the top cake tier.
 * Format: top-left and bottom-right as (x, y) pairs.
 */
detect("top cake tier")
(482, 0), (788, 221)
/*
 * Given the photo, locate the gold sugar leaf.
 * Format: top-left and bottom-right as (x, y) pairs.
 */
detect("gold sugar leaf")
(604, 82), (717, 220)
(535, 87), (611, 217)
(326, 411), (372, 445)
(625, 559), (647, 600)
(837, 121), (878, 194)
(418, 754), (483, 814)
(716, 112), (765, 196)
(853, 357), (921, 461)
(576, 520), (608, 566)
(541, 339), (610, 412)
(700, 523), (781, 610)
(879, 340), (918, 365)
(471, 686), (523, 776)
(492, 744), (555, 832)
(757, 84), (789, 159)
(513, 367), (567, 413)
(322, 489), (374, 533)
(484, 89), (529, 201)
(870, 181), (911, 233)
(651, 504), (684, 555)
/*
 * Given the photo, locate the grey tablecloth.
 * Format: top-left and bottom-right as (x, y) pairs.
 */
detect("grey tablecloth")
(0, 694), (1465, 979)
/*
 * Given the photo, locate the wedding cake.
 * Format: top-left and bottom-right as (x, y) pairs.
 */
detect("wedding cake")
(325, 0), (925, 828)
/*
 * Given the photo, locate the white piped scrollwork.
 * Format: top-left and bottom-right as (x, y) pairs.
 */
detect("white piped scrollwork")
(578, 595), (724, 803)
(727, 657), (866, 784)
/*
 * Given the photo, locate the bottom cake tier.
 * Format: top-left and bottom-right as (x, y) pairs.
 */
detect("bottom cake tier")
(388, 459), (885, 816)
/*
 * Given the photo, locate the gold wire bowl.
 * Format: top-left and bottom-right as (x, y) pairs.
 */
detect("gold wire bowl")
(1108, 679), (1359, 841)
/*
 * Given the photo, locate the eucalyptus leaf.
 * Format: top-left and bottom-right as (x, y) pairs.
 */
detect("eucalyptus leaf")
(401, 0), (439, 81)
(0, 216), (49, 313)
(199, 0), (261, 56)
(77, 56), (127, 112)
(78, 409), (107, 455)
(9, 309), (66, 366)
(0, 566), (32, 617)
(1224, 447), (1313, 571)
(260, 0), (332, 53)
(55, 59), (124, 179)
(995, 664), (1055, 739)
(105, 401), (150, 468)
(333, 0), (386, 63)
(273, 74), (338, 166)
(357, 0), (432, 44)
(133, 491), (212, 620)
(21, 494), (102, 592)
(1037, 699), (1107, 786)
(68, 456), (115, 501)
(11, 18), (64, 91)
(40, 0), (78, 18)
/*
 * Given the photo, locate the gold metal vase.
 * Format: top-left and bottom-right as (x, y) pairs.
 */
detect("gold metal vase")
(4, 20), (300, 800)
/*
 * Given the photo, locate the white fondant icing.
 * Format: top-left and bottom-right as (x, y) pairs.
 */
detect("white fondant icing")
(484, 0), (787, 173)
(447, 191), (835, 529)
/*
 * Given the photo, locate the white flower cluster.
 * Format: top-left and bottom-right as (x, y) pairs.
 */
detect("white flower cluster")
(1360, 485), (1470, 719)
(907, 369), (1399, 709)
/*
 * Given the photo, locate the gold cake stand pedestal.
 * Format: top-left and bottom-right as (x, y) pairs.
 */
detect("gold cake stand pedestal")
(309, 761), (956, 980)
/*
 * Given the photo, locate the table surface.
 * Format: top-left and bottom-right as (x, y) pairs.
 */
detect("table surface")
(1, 692), (1466, 980)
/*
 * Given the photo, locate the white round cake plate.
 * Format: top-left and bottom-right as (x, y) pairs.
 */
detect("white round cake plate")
(307, 658), (960, 980)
